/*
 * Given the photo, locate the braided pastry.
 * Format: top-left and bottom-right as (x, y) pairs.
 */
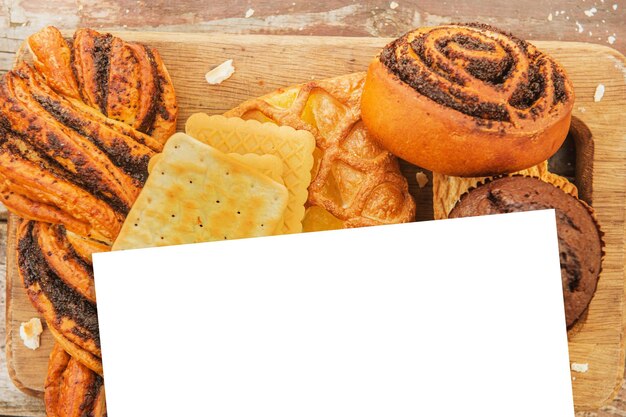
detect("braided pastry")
(17, 221), (104, 374)
(28, 26), (177, 142)
(361, 23), (575, 177)
(1, 26), (178, 411)
(45, 344), (106, 417)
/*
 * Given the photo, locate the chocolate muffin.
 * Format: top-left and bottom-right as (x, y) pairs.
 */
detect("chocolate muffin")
(449, 176), (603, 329)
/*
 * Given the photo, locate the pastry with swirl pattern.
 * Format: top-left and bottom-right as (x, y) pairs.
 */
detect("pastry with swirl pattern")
(361, 23), (575, 177)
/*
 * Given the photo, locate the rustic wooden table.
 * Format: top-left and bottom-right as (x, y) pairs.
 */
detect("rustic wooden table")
(0, 1), (624, 416)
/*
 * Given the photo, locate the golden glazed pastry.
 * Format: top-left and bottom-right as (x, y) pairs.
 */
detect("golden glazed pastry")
(225, 72), (415, 229)
(45, 344), (106, 417)
(28, 26), (177, 142)
(0, 62), (158, 242)
(0, 26), (177, 243)
(361, 23), (575, 177)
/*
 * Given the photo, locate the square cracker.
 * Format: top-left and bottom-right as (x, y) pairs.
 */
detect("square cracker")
(149, 152), (284, 185)
(185, 114), (315, 234)
(113, 133), (288, 250)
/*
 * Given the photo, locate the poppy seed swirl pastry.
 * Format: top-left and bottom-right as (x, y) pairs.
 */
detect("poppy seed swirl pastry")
(448, 176), (603, 328)
(361, 23), (575, 177)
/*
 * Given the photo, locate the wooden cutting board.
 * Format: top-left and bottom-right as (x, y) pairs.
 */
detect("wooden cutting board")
(5, 33), (626, 412)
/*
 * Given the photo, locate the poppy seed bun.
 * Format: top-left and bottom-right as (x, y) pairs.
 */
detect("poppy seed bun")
(361, 23), (575, 177)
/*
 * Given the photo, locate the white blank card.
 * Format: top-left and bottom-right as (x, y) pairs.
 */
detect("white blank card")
(93, 209), (574, 417)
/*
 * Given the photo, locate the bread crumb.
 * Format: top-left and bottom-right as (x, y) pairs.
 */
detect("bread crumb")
(571, 362), (589, 373)
(245, 8), (254, 18)
(19, 318), (43, 350)
(205, 60), (235, 85)
(584, 7), (597, 17)
(594, 84), (605, 102)
(613, 4), (618, 10)
(389, 1), (399, 9)
(547, 13), (553, 21)
(415, 171), (429, 188)
(575, 21), (584, 33)
(608, 35), (616, 44)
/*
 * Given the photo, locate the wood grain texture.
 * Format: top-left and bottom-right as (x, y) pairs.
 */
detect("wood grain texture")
(0, 0), (624, 76)
(3, 32), (626, 415)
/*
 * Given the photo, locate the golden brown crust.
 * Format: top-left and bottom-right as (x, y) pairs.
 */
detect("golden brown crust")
(27, 26), (81, 100)
(47, 325), (104, 376)
(37, 223), (97, 303)
(361, 24), (575, 177)
(27, 26), (177, 144)
(0, 58), (170, 242)
(65, 230), (111, 263)
(0, 180), (95, 238)
(17, 221), (101, 360)
(45, 344), (106, 417)
(44, 344), (71, 417)
(148, 46), (178, 141)
(1, 68), (136, 212)
(21, 63), (158, 185)
(225, 72), (415, 228)
(0, 144), (123, 243)
(71, 29), (105, 111)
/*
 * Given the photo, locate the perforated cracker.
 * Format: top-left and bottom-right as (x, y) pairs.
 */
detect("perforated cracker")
(112, 133), (288, 250)
(186, 114), (315, 234)
(148, 152), (284, 184)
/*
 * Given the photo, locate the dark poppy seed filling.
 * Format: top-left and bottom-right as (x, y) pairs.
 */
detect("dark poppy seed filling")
(138, 46), (164, 136)
(18, 222), (101, 348)
(79, 373), (105, 414)
(379, 23), (571, 123)
(91, 33), (113, 115)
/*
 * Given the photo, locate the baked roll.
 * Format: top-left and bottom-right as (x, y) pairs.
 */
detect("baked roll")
(361, 23), (575, 177)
